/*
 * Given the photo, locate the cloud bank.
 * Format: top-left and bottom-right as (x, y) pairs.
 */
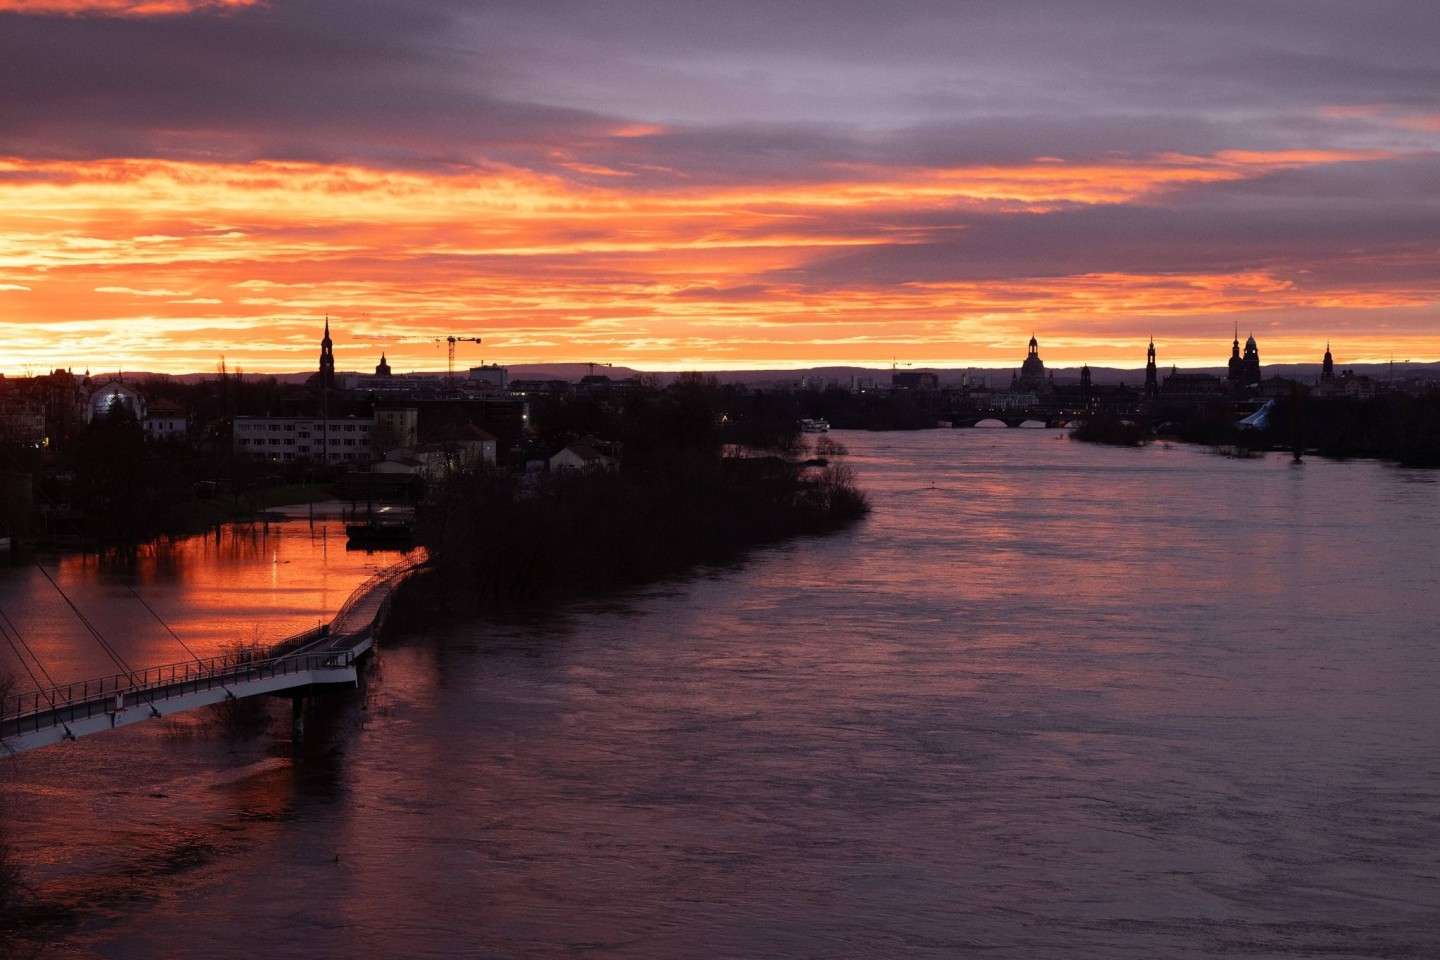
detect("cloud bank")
(0, 0), (1437, 373)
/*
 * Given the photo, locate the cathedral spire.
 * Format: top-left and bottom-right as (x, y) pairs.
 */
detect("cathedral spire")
(317, 315), (336, 390)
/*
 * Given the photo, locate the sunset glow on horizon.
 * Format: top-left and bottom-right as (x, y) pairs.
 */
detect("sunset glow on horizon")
(2, 1), (1438, 376)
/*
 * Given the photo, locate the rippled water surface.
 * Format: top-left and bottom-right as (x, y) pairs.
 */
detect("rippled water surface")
(5, 431), (1440, 958)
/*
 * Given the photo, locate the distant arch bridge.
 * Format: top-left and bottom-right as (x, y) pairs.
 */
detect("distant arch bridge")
(950, 414), (1062, 428)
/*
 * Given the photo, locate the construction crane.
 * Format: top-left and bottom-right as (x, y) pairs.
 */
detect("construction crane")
(890, 359), (912, 391)
(361, 333), (482, 379)
(585, 362), (612, 378)
(443, 336), (483, 380)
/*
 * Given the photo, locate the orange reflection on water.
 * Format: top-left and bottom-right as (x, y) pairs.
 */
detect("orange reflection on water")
(0, 517), (382, 687)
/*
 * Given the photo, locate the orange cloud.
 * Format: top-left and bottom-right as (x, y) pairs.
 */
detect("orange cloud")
(0, 150), (1435, 375)
(1317, 104), (1440, 134)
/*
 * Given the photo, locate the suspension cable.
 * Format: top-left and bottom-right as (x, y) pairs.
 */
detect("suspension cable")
(0, 604), (76, 739)
(0, 605), (59, 705)
(124, 585), (204, 664)
(124, 585), (236, 699)
(33, 562), (138, 681)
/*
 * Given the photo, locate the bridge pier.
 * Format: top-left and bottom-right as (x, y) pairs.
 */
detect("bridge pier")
(291, 693), (311, 742)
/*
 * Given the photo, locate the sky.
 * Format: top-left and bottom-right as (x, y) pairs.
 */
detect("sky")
(0, 0), (1437, 376)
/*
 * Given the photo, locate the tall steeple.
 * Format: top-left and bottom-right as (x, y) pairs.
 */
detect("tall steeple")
(1322, 342), (1334, 379)
(317, 316), (336, 390)
(1145, 337), (1158, 398)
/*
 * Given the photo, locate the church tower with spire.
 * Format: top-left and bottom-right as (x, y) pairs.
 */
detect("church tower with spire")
(317, 316), (336, 391)
(1322, 343), (1334, 380)
(1145, 338), (1158, 398)
(1227, 326), (1260, 391)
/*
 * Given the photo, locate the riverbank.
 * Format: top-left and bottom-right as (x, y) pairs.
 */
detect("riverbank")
(1069, 394), (1440, 467)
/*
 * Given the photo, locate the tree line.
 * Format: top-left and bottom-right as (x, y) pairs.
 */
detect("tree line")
(395, 375), (871, 616)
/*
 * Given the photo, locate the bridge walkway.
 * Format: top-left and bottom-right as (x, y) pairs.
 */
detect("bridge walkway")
(1, 553), (424, 755)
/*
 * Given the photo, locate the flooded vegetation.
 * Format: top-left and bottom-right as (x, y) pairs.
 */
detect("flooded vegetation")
(403, 452), (867, 615)
(399, 379), (870, 617)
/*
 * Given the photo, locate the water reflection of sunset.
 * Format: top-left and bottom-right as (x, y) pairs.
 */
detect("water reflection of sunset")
(0, 520), (379, 685)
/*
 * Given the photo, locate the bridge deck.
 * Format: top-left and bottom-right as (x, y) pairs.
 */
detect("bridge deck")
(2, 553), (423, 754)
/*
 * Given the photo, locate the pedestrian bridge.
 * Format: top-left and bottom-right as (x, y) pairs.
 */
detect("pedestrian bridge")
(0, 555), (423, 755)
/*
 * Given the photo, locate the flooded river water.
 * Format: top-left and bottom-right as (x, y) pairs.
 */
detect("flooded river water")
(4, 431), (1439, 958)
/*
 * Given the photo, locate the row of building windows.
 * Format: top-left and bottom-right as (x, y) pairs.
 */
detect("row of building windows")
(235, 422), (366, 433)
(238, 438), (363, 447)
(256, 452), (356, 462)
(233, 417), (377, 463)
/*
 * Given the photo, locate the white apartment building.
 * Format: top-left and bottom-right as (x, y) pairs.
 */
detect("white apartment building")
(233, 416), (373, 463)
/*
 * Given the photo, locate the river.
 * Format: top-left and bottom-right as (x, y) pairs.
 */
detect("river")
(4, 430), (1439, 958)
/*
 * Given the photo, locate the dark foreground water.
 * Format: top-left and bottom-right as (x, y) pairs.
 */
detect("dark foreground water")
(5, 431), (1440, 958)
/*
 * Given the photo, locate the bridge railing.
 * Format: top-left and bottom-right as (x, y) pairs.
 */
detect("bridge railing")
(328, 551), (426, 638)
(2, 550), (428, 732)
(0, 648), (356, 730)
(267, 623), (333, 658)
